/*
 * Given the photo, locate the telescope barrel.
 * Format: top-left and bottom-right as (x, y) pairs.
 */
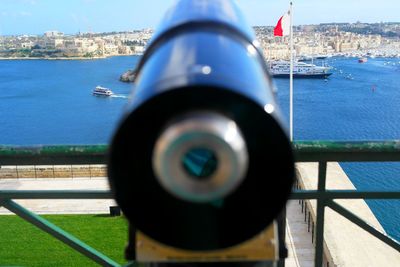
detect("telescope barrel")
(108, 0), (294, 252)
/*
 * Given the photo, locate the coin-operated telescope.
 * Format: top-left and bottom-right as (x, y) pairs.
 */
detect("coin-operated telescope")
(108, 0), (294, 265)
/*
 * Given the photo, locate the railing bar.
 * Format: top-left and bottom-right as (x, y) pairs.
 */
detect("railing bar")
(1, 199), (121, 267)
(315, 161), (327, 267)
(5, 156), (400, 165)
(295, 154), (400, 162)
(290, 190), (400, 199)
(1, 190), (399, 200)
(1, 141), (400, 165)
(327, 200), (400, 252)
(0, 190), (113, 199)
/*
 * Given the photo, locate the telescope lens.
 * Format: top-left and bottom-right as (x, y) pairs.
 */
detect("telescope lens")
(182, 147), (218, 180)
(152, 111), (249, 203)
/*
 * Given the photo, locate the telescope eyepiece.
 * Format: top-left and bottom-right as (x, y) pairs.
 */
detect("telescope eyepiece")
(152, 111), (249, 203)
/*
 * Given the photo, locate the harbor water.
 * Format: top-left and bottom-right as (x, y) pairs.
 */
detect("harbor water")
(0, 56), (399, 240)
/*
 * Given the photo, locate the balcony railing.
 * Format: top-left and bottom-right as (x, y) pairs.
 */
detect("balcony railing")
(0, 141), (399, 267)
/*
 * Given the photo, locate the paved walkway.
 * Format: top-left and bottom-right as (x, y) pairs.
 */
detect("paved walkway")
(285, 200), (315, 267)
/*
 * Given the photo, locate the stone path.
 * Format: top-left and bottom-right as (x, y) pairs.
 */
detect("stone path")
(285, 200), (316, 267)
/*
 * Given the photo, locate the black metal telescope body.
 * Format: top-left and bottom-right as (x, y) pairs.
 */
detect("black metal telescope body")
(109, 0), (294, 252)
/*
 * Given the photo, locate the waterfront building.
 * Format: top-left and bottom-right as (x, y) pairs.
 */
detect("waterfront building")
(44, 30), (64, 38)
(0, 24), (398, 59)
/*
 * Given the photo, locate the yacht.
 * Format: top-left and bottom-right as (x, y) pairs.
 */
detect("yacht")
(268, 61), (333, 78)
(93, 86), (113, 96)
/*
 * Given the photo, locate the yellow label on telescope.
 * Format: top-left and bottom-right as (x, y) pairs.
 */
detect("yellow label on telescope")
(136, 222), (278, 263)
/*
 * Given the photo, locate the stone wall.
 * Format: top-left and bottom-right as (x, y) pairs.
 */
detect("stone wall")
(0, 165), (107, 179)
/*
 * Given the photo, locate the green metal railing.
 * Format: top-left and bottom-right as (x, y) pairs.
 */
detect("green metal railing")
(1, 141), (400, 266)
(292, 141), (400, 267)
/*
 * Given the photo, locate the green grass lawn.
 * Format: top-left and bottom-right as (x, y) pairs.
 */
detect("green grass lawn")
(0, 214), (130, 267)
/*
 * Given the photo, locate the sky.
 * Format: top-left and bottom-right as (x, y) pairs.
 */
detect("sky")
(0, 0), (399, 35)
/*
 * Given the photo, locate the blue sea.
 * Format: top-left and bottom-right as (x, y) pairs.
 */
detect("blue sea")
(0, 56), (399, 240)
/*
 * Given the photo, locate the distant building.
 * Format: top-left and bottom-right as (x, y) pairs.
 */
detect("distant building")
(44, 31), (64, 38)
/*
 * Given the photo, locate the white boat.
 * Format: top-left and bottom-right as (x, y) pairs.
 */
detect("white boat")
(298, 55), (313, 62)
(268, 61), (333, 79)
(93, 86), (113, 96)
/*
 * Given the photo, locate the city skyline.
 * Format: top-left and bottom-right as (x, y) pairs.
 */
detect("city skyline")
(0, 0), (400, 35)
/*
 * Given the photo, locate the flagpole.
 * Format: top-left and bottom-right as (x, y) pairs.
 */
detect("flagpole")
(289, 2), (294, 142)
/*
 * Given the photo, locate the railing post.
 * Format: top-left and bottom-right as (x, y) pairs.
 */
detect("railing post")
(304, 203), (307, 222)
(312, 222), (315, 243)
(315, 161), (327, 267)
(277, 207), (287, 267)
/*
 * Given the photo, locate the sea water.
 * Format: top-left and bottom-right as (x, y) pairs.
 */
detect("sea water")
(0, 56), (399, 240)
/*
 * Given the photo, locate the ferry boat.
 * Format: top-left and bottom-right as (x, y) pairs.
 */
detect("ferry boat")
(93, 86), (113, 96)
(268, 61), (333, 78)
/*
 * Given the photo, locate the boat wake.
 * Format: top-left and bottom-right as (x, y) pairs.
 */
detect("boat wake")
(111, 94), (129, 99)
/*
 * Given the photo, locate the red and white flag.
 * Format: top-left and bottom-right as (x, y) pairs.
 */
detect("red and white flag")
(274, 10), (291, 36)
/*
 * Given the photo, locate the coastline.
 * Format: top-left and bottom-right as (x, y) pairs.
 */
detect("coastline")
(1, 50), (398, 61)
(0, 54), (142, 61)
